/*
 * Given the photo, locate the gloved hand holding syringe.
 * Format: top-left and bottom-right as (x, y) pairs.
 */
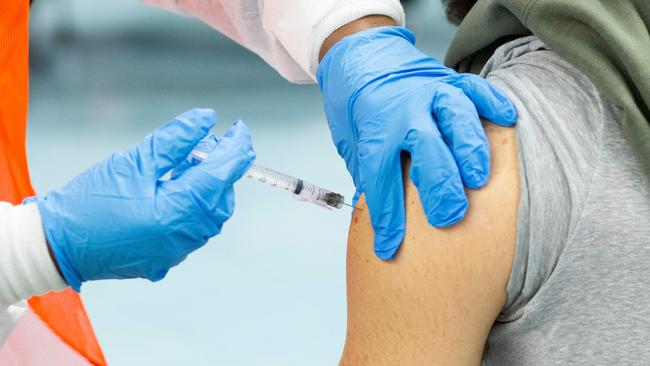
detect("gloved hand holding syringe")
(31, 110), (348, 293)
(177, 128), (351, 210)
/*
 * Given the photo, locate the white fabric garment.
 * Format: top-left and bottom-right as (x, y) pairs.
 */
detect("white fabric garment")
(0, 203), (66, 346)
(143, 0), (405, 82)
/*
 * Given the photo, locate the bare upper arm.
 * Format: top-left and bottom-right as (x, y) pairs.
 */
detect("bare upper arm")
(341, 123), (519, 366)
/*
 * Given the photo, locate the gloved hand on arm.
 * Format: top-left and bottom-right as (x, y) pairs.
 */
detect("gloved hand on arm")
(317, 25), (517, 260)
(31, 109), (255, 291)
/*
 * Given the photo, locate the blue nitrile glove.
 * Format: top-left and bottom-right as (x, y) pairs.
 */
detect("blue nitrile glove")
(33, 109), (255, 291)
(171, 132), (221, 178)
(317, 26), (517, 260)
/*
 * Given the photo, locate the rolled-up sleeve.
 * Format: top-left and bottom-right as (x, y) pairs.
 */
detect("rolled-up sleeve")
(142, 0), (405, 83)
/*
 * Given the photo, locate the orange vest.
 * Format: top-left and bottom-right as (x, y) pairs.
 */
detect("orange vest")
(0, 1), (106, 364)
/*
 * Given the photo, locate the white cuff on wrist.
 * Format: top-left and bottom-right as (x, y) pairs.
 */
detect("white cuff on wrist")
(311, 1), (406, 77)
(0, 203), (67, 306)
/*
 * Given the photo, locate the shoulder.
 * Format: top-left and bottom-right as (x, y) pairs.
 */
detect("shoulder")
(343, 121), (519, 365)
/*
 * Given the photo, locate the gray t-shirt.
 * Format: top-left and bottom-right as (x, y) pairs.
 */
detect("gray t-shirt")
(480, 37), (650, 365)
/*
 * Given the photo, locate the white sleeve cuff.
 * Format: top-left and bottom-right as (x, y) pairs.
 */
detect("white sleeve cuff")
(0, 203), (67, 307)
(311, 1), (406, 78)
(140, 0), (404, 83)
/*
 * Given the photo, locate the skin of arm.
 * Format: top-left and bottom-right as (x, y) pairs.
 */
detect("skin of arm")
(341, 122), (519, 365)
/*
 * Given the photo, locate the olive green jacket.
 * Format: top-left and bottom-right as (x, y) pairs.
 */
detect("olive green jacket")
(445, 0), (650, 178)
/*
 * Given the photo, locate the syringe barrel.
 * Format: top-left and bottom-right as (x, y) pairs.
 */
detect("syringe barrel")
(245, 165), (344, 209)
(188, 147), (345, 209)
(245, 165), (300, 194)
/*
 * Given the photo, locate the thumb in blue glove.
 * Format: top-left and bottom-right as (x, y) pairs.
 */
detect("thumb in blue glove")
(317, 26), (517, 260)
(35, 108), (255, 291)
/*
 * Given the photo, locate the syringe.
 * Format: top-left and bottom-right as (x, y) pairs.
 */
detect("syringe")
(189, 148), (347, 210)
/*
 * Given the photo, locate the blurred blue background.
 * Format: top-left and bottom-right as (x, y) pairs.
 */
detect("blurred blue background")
(27, 1), (455, 364)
